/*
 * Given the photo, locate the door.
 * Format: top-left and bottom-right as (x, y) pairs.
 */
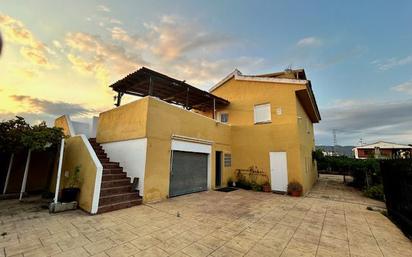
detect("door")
(170, 151), (208, 197)
(270, 152), (288, 192)
(215, 151), (222, 187)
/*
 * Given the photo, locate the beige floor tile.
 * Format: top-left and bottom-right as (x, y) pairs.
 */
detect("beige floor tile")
(133, 246), (168, 257)
(83, 238), (117, 255)
(130, 235), (161, 250)
(210, 245), (243, 257)
(105, 242), (140, 257)
(23, 244), (62, 257)
(181, 242), (213, 257)
(51, 247), (90, 257)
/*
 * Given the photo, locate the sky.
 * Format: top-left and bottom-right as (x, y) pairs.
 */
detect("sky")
(1, 0), (412, 146)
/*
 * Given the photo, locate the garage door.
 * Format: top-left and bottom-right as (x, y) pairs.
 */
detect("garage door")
(169, 151), (208, 197)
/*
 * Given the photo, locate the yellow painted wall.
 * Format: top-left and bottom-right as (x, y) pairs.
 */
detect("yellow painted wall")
(60, 136), (99, 213)
(96, 97), (149, 143)
(54, 115), (72, 136)
(144, 97), (232, 202)
(210, 78), (316, 193)
(296, 98), (318, 192)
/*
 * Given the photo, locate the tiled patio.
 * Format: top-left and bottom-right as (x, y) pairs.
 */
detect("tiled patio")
(0, 175), (411, 257)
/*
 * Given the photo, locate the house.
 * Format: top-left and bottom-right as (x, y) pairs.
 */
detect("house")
(353, 141), (412, 159)
(53, 67), (321, 214)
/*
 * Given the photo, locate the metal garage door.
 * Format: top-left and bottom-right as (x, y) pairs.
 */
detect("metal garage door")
(169, 151), (208, 197)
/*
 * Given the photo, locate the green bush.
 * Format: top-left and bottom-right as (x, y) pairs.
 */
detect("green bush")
(363, 184), (384, 201)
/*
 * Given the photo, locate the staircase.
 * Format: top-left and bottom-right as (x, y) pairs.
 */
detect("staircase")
(89, 138), (142, 214)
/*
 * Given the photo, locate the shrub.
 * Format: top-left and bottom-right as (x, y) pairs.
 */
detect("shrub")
(363, 184), (384, 201)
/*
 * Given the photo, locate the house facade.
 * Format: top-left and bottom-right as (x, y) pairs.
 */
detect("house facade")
(54, 67), (320, 213)
(353, 141), (412, 159)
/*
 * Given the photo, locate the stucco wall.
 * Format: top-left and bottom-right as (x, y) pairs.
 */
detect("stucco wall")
(61, 136), (101, 213)
(144, 97), (232, 202)
(296, 98), (318, 192)
(54, 115), (72, 136)
(210, 78), (315, 192)
(96, 97), (149, 143)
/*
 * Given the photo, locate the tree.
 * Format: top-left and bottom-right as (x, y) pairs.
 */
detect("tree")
(0, 116), (30, 194)
(19, 121), (64, 200)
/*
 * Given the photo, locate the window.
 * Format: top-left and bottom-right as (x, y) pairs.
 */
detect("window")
(254, 103), (271, 123)
(224, 153), (232, 167)
(220, 112), (229, 123)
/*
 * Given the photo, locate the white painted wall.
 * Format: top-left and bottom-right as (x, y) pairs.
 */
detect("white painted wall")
(171, 139), (212, 189)
(101, 138), (147, 195)
(89, 116), (99, 138)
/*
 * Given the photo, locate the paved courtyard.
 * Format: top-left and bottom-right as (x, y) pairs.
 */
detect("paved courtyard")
(0, 175), (411, 257)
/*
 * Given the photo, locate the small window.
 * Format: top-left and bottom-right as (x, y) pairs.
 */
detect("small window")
(224, 153), (232, 167)
(254, 103), (271, 124)
(220, 113), (229, 123)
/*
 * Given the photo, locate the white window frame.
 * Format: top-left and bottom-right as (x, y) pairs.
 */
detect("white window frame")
(254, 103), (272, 124)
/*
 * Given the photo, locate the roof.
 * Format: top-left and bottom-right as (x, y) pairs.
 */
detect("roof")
(110, 67), (230, 111)
(209, 69), (321, 123)
(354, 141), (412, 149)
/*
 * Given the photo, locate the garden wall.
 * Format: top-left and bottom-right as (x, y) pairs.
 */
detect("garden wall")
(381, 159), (412, 237)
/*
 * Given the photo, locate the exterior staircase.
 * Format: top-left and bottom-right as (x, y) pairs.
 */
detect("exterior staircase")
(88, 138), (142, 213)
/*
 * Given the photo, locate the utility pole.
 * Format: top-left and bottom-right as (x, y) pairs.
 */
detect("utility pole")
(332, 129), (338, 156)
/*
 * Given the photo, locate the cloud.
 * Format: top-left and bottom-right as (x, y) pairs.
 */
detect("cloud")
(97, 5), (110, 12)
(10, 95), (93, 116)
(143, 15), (233, 61)
(374, 55), (412, 71)
(315, 99), (412, 145)
(65, 32), (146, 81)
(0, 13), (55, 68)
(110, 27), (147, 49)
(296, 37), (322, 47)
(109, 18), (122, 25)
(391, 80), (412, 94)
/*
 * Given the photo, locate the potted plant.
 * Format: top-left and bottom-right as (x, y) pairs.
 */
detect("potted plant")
(262, 181), (271, 192)
(287, 181), (303, 197)
(61, 165), (82, 202)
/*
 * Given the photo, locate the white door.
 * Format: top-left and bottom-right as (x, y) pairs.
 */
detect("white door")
(270, 152), (288, 192)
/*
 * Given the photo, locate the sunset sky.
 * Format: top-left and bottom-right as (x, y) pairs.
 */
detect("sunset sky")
(1, 0), (412, 145)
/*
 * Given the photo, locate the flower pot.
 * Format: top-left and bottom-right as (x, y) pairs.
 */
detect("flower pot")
(61, 188), (79, 202)
(262, 185), (271, 192)
(290, 190), (302, 197)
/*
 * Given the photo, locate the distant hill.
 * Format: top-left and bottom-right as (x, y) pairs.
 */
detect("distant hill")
(316, 145), (355, 157)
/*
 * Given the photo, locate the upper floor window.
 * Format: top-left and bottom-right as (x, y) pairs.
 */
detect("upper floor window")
(220, 112), (229, 123)
(254, 103), (271, 124)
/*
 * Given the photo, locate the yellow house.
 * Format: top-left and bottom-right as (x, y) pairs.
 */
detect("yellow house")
(54, 67), (320, 213)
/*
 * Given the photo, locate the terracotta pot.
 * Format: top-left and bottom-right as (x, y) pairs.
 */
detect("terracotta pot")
(262, 185), (271, 192)
(290, 190), (302, 197)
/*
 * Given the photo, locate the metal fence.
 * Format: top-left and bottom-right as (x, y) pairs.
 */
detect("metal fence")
(380, 159), (412, 237)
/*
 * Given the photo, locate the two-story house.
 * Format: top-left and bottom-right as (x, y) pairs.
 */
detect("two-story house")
(54, 67), (321, 214)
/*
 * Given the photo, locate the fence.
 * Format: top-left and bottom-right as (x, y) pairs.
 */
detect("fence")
(380, 159), (412, 237)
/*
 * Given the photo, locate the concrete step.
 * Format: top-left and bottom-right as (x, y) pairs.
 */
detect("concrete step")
(103, 168), (124, 175)
(100, 185), (134, 196)
(99, 192), (140, 206)
(102, 173), (127, 181)
(98, 199), (142, 214)
(101, 179), (131, 188)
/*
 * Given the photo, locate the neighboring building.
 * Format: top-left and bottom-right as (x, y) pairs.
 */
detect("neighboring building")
(54, 67), (321, 213)
(353, 141), (412, 159)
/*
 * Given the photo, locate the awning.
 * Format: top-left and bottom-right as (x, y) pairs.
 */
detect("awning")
(110, 67), (230, 111)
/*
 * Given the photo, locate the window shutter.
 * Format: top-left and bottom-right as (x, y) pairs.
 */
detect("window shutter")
(254, 103), (271, 123)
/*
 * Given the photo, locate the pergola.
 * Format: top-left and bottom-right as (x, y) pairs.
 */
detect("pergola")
(110, 67), (230, 117)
